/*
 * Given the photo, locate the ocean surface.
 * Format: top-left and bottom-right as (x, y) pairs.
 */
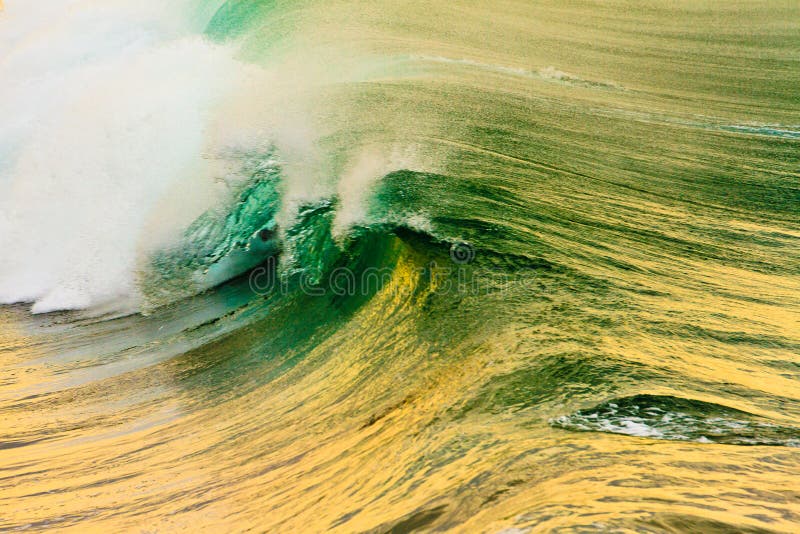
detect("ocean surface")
(1, 1), (799, 531)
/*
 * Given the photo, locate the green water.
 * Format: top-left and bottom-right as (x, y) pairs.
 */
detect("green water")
(1, 0), (799, 531)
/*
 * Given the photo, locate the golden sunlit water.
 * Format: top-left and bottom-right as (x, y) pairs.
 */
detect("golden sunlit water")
(1, 1), (799, 532)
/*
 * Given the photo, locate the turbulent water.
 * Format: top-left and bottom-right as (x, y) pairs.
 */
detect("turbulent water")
(1, 1), (800, 532)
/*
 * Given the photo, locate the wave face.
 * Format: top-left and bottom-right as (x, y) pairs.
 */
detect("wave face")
(1, 1), (800, 532)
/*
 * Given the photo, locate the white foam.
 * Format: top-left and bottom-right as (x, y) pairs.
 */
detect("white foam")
(0, 1), (251, 313)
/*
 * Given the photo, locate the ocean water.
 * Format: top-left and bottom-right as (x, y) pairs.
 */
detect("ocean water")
(1, 1), (799, 531)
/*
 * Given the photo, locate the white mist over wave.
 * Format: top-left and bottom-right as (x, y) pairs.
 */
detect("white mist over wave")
(0, 1), (450, 314)
(0, 0), (254, 313)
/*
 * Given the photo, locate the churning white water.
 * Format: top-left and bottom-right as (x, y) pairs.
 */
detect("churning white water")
(0, 1), (248, 313)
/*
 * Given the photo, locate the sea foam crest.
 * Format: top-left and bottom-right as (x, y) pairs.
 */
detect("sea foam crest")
(0, 1), (249, 313)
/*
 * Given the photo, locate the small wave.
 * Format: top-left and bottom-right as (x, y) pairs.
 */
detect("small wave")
(718, 125), (800, 139)
(551, 395), (800, 447)
(537, 65), (623, 90)
(407, 55), (623, 90)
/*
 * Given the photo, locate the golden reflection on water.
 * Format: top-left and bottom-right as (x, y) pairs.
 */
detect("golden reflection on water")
(2, 244), (799, 531)
(2, 0), (800, 531)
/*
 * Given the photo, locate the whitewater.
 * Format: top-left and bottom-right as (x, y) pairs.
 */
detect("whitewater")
(1, 1), (799, 532)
